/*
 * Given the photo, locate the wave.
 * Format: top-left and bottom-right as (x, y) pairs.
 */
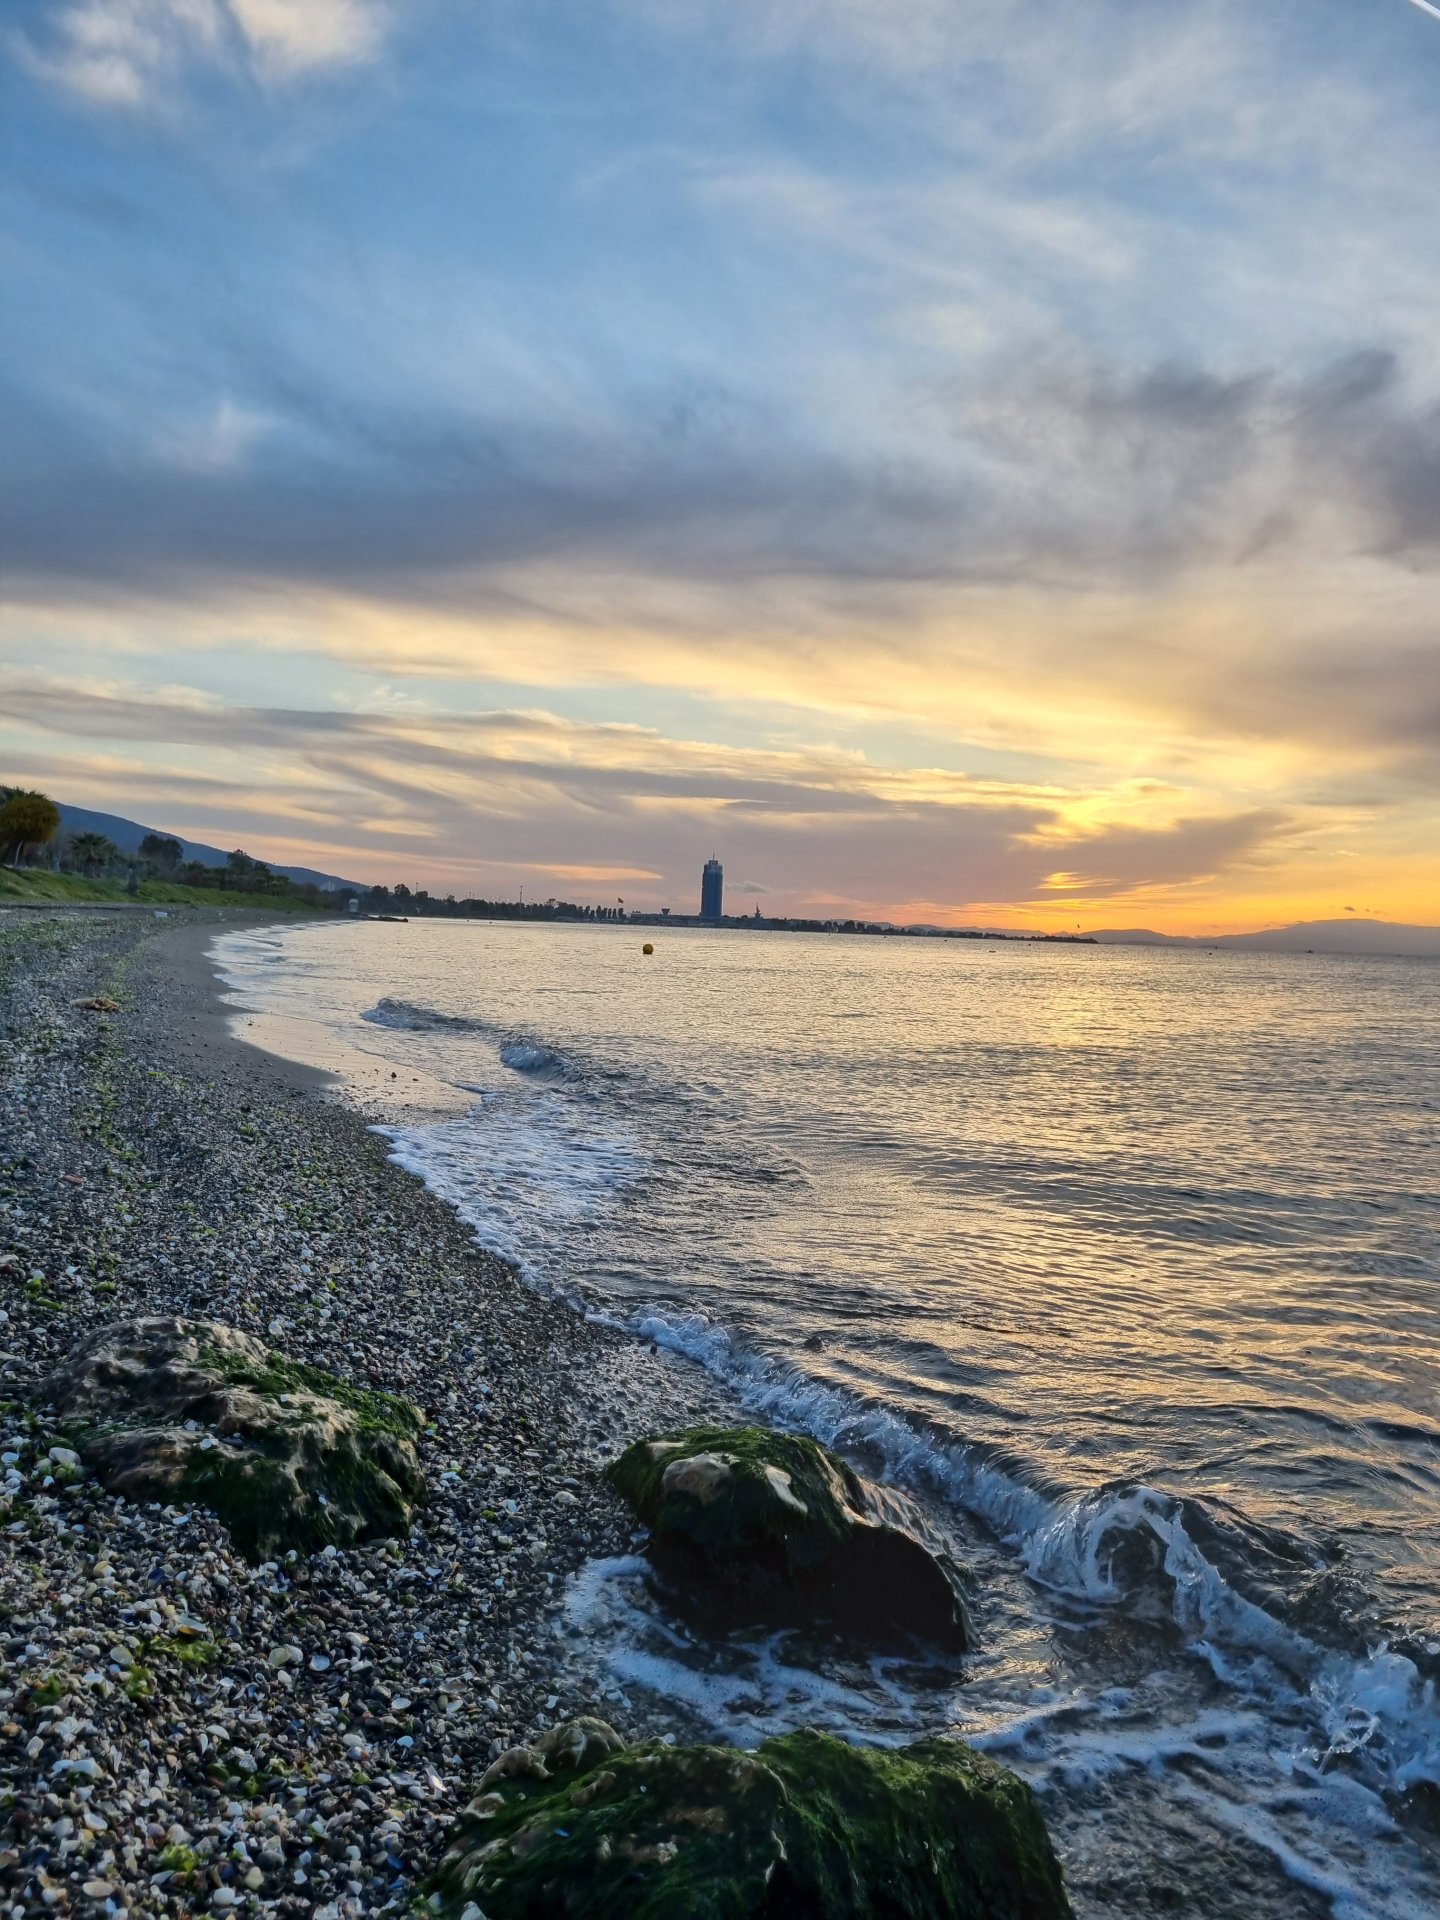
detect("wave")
(499, 1038), (580, 1083)
(362, 995), (493, 1034)
(609, 1304), (1439, 1797)
(376, 1098), (644, 1280)
(363, 998), (585, 1087)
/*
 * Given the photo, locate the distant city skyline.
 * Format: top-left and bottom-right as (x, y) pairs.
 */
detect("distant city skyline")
(1, 1), (1437, 933)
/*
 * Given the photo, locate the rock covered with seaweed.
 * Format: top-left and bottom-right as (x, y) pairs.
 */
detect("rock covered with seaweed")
(606, 1423), (971, 1650)
(38, 1315), (427, 1557)
(431, 1717), (1072, 1919)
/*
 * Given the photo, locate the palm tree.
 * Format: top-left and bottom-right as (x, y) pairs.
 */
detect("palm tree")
(69, 831), (118, 878)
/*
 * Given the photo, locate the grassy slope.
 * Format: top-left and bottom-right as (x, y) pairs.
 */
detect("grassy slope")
(0, 868), (325, 911)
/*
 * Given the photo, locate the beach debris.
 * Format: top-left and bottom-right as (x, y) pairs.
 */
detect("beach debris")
(38, 1316), (428, 1558)
(75, 994), (122, 1012)
(606, 1424), (971, 1650)
(431, 1722), (1072, 1919)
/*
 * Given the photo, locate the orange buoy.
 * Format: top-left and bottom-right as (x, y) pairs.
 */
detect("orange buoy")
(642, 942), (654, 955)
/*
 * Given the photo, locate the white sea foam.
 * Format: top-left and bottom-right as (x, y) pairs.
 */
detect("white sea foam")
(376, 1097), (644, 1276)
(559, 1559), (1440, 1920)
(599, 1302), (1440, 1805)
(560, 1556), (962, 1746)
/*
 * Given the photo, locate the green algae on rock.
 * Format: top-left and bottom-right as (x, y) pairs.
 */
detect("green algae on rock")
(38, 1317), (426, 1558)
(432, 1721), (1072, 1920)
(607, 1423), (971, 1650)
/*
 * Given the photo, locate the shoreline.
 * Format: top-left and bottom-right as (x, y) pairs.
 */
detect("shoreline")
(6, 908), (1418, 1920)
(0, 908), (730, 1917)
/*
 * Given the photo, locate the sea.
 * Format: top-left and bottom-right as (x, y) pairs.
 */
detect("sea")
(212, 918), (1440, 1918)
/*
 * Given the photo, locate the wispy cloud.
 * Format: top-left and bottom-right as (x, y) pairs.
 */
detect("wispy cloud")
(1, 674), (1315, 919)
(14, 0), (390, 110)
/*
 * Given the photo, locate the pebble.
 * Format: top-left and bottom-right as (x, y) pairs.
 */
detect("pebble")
(0, 909), (733, 1918)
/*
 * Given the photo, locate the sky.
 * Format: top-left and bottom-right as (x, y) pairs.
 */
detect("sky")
(1, 0), (1438, 930)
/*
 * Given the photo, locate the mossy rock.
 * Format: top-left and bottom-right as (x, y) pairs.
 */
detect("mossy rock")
(38, 1317), (425, 1558)
(607, 1424), (970, 1650)
(431, 1720), (1072, 1919)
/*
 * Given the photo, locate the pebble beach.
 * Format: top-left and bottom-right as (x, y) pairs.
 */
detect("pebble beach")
(0, 909), (727, 1918)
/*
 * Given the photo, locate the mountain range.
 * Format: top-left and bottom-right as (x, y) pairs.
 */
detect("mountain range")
(1089, 920), (1440, 958)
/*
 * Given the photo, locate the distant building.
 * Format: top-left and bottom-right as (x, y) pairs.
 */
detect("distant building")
(700, 856), (723, 921)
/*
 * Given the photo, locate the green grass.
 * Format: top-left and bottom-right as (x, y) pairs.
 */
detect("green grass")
(0, 868), (327, 911)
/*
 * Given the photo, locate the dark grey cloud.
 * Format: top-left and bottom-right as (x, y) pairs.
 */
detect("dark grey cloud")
(5, 313), (1440, 615)
(950, 346), (1440, 577)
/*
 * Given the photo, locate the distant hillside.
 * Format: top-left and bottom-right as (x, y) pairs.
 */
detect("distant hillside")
(1091, 919), (1440, 958)
(55, 803), (365, 893)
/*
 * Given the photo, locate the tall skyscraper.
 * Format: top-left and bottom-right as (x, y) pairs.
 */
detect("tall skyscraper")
(700, 856), (723, 921)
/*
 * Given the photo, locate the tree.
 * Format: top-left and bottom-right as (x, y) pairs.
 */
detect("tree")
(69, 831), (118, 877)
(0, 791), (61, 868)
(139, 833), (183, 873)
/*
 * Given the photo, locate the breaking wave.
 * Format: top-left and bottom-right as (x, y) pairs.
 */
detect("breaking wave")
(362, 995), (493, 1034)
(612, 1304), (1440, 1799)
(499, 1039), (580, 1083)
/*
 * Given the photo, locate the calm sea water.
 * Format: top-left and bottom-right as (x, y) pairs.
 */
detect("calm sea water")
(215, 920), (1440, 1917)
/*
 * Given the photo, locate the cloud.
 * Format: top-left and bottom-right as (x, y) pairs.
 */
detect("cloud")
(14, 0), (389, 109)
(0, 674), (1309, 918)
(152, 396), (272, 474)
(939, 345), (1440, 577)
(225, 0), (385, 78)
(623, 0), (1420, 186)
(5, 321), (1437, 806)
(4, 0), (1436, 930)
(6, 328), (1439, 592)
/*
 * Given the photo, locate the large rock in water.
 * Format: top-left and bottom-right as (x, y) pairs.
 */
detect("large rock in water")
(39, 1318), (425, 1558)
(431, 1720), (1072, 1919)
(606, 1424), (970, 1650)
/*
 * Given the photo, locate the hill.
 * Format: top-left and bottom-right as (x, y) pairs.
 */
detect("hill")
(55, 803), (364, 893)
(1091, 919), (1440, 958)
